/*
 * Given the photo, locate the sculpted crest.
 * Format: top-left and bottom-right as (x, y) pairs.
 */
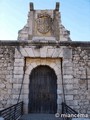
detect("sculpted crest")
(36, 13), (52, 34)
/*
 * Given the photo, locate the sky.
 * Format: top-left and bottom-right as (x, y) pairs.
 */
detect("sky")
(0, 0), (90, 41)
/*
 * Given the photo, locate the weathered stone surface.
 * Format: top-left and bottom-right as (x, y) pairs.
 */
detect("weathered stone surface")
(0, 46), (15, 109)
(47, 47), (55, 57)
(0, 44), (90, 115)
(65, 95), (73, 100)
(18, 5), (70, 42)
(63, 48), (72, 59)
(0, 3), (90, 116)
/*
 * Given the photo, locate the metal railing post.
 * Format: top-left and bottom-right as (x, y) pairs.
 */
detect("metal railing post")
(21, 101), (23, 115)
(62, 102), (78, 120)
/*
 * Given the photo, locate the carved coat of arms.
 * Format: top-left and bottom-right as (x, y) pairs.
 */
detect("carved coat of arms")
(36, 13), (52, 34)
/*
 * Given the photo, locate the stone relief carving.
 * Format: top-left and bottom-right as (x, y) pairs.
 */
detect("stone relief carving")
(36, 13), (52, 34)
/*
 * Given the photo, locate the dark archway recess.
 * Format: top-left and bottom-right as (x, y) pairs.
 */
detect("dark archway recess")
(28, 65), (57, 114)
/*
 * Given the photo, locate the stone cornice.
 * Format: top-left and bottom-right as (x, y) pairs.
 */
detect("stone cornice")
(0, 40), (90, 47)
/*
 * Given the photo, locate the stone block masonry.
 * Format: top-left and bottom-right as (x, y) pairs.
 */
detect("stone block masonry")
(0, 3), (90, 117)
(72, 46), (90, 115)
(0, 41), (90, 116)
(0, 45), (15, 109)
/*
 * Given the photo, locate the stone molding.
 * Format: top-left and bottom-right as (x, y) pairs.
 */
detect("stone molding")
(0, 41), (90, 47)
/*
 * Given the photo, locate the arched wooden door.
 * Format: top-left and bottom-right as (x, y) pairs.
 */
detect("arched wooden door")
(28, 65), (57, 113)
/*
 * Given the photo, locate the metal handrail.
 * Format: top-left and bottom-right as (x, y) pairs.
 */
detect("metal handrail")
(62, 102), (78, 120)
(0, 101), (23, 120)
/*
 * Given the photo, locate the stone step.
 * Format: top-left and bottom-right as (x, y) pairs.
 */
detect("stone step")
(72, 118), (90, 120)
(19, 114), (63, 120)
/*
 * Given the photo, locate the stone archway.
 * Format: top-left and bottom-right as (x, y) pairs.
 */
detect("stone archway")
(28, 65), (57, 113)
(22, 58), (63, 113)
(13, 46), (73, 114)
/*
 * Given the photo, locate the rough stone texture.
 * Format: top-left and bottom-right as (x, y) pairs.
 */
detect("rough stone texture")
(0, 3), (90, 117)
(72, 47), (90, 114)
(18, 5), (71, 41)
(0, 42), (90, 116)
(0, 46), (15, 110)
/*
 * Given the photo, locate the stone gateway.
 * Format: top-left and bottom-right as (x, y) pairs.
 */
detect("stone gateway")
(0, 2), (90, 116)
(29, 65), (57, 113)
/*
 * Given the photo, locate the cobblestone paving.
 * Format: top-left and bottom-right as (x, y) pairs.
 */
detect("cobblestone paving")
(19, 114), (63, 120)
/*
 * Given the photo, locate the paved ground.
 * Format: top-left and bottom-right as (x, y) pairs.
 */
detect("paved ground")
(72, 118), (90, 120)
(19, 114), (63, 120)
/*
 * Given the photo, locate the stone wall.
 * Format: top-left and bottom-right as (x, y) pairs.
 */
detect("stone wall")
(0, 45), (15, 110)
(72, 46), (90, 114)
(61, 45), (90, 115)
(0, 41), (90, 116)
